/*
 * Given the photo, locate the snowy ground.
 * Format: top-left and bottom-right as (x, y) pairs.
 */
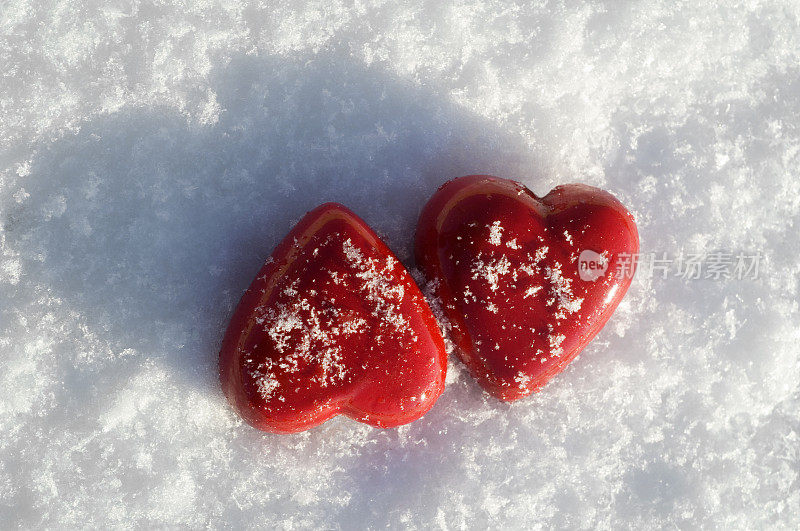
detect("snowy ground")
(2, 1), (799, 528)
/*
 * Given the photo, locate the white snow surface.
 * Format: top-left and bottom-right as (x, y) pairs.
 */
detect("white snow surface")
(1, 1), (799, 528)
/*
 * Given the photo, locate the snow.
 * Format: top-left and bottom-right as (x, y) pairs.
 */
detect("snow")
(1, 0), (799, 528)
(488, 221), (504, 246)
(544, 262), (584, 319)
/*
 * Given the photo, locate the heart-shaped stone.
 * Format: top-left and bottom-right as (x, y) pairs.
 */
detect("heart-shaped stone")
(220, 203), (447, 432)
(415, 175), (639, 401)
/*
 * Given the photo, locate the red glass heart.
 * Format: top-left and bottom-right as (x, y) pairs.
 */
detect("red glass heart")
(220, 203), (447, 432)
(415, 175), (639, 401)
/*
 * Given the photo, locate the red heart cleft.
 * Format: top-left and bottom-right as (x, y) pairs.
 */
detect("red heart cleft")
(415, 175), (639, 401)
(220, 203), (447, 433)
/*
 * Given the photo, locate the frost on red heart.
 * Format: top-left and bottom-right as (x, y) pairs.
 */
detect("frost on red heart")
(220, 203), (447, 433)
(415, 175), (639, 401)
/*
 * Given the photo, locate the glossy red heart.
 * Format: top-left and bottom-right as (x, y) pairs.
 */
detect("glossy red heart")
(220, 203), (447, 433)
(415, 175), (639, 401)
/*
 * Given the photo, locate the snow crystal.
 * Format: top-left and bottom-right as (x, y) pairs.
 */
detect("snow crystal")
(488, 221), (503, 246)
(342, 238), (411, 337)
(523, 286), (542, 299)
(1, 0), (799, 528)
(548, 333), (566, 358)
(544, 262), (584, 320)
(471, 253), (512, 292)
(257, 295), (354, 387)
(520, 246), (550, 278)
(255, 369), (280, 400)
